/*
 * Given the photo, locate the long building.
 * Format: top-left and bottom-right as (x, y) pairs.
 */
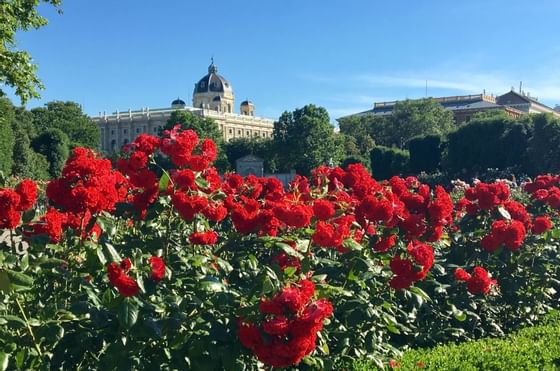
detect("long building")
(343, 89), (560, 124)
(93, 60), (275, 153)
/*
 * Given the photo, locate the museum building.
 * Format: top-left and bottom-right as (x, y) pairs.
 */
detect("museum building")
(93, 61), (275, 153)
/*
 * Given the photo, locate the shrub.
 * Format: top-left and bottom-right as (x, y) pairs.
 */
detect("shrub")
(371, 145), (409, 179)
(444, 117), (531, 177)
(1, 126), (560, 370)
(408, 134), (442, 174)
(527, 113), (560, 175)
(363, 311), (560, 370)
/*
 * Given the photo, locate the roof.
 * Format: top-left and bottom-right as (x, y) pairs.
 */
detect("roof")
(341, 94), (512, 119)
(193, 62), (232, 94)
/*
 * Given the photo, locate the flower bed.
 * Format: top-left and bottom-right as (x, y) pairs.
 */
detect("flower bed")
(0, 126), (559, 369)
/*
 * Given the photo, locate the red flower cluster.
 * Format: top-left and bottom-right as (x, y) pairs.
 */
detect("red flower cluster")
(0, 179), (37, 229)
(26, 207), (66, 242)
(189, 230), (218, 245)
(107, 256), (166, 296)
(148, 256), (166, 282)
(160, 125), (217, 170)
(47, 148), (128, 215)
(107, 259), (140, 297)
(481, 219), (526, 252)
(532, 215), (553, 234)
(117, 134), (161, 217)
(389, 241), (434, 290)
(238, 279), (333, 368)
(454, 267), (497, 295)
(463, 181), (510, 211)
(524, 175), (560, 209)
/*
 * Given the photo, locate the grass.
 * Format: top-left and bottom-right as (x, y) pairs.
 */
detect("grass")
(353, 311), (560, 370)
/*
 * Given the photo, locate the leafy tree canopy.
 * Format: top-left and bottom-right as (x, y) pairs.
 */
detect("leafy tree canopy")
(0, 97), (15, 174)
(273, 104), (343, 175)
(0, 0), (62, 103)
(30, 101), (99, 148)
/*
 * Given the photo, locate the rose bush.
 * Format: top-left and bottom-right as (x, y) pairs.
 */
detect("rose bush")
(0, 125), (559, 370)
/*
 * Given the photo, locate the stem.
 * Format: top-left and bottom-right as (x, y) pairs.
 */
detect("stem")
(15, 296), (42, 357)
(9, 229), (16, 255)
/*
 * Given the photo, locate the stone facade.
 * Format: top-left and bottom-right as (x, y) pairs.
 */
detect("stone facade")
(93, 61), (274, 153)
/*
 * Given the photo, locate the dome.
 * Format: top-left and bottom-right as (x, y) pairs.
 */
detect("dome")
(241, 100), (253, 106)
(171, 98), (186, 106)
(194, 61), (232, 95)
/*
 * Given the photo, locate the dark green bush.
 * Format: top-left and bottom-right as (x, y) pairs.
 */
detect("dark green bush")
(527, 113), (560, 175)
(370, 145), (409, 180)
(408, 134), (442, 173)
(444, 117), (531, 177)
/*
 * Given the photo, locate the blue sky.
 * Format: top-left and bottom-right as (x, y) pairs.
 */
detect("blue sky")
(7, 0), (560, 121)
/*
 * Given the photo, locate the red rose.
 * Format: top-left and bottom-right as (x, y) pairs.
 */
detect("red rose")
(532, 216), (553, 234)
(148, 256), (166, 282)
(189, 230), (218, 245)
(107, 261), (139, 297)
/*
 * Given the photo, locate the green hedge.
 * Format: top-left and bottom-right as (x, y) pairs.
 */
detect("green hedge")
(354, 311), (560, 370)
(370, 145), (409, 180)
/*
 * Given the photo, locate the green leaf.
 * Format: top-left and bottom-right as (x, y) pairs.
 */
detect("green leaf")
(159, 172), (170, 192)
(20, 254), (29, 271)
(195, 177), (209, 189)
(36, 257), (66, 269)
(342, 238), (363, 251)
(0, 352), (9, 371)
(1, 315), (27, 328)
(497, 206), (511, 220)
(5, 270), (33, 288)
(104, 243), (121, 262)
(409, 286), (431, 302)
(275, 242), (304, 259)
(0, 271), (10, 293)
(454, 310), (467, 322)
(200, 279), (227, 292)
(119, 298), (139, 330)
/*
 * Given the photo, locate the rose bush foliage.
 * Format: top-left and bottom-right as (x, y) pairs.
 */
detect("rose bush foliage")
(0, 125), (559, 370)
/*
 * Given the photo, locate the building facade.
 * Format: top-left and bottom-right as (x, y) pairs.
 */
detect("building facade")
(93, 61), (274, 153)
(343, 89), (559, 124)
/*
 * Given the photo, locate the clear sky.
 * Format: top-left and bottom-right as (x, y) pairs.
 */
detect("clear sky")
(7, 0), (560, 121)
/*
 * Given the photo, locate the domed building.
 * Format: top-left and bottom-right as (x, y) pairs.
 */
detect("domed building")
(93, 60), (274, 153)
(193, 61), (234, 113)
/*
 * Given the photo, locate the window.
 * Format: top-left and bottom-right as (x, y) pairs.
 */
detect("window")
(136, 128), (140, 133)
(246, 131), (250, 136)
(111, 130), (115, 135)
(123, 129), (128, 134)
(229, 128), (233, 134)
(123, 139), (129, 145)
(153, 127), (157, 132)
(254, 132), (258, 137)
(237, 130), (241, 135)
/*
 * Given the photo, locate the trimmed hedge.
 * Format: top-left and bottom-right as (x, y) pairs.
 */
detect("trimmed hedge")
(371, 145), (409, 179)
(354, 311), (560, 370)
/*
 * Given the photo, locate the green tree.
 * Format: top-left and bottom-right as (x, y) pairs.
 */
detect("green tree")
(11, 126), (49, 179)
(31, 101), (99, 148)
(389, 98), (454, 148)
(32, 128), (69, 177)
(273, 104), (343, 175)
(337, 114), (377, 156)
(1, 0), (62, 103)
(0, 97), (16, 175)
(527, 113), (560, 175)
